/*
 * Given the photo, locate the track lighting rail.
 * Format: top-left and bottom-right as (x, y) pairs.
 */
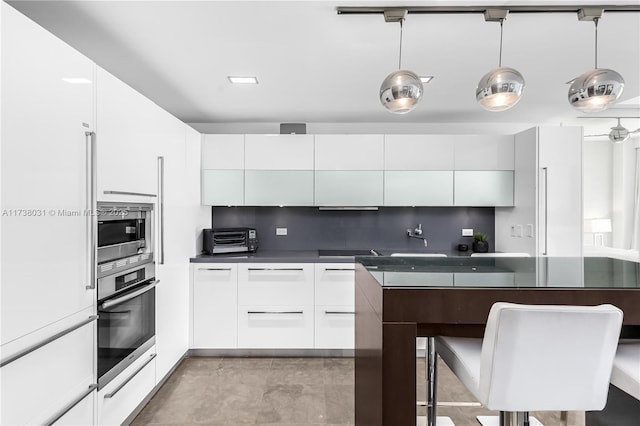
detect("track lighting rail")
(336, 5), (640, 15)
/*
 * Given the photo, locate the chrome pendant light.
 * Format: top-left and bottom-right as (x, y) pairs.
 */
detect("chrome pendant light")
(609, 118), (630, 143)
(569, 10), (624, 113)
(379, 10), (423, 114)
(476, 10), (525, 112)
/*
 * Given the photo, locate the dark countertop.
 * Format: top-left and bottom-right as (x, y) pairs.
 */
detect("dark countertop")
(190, 249), (474, 263)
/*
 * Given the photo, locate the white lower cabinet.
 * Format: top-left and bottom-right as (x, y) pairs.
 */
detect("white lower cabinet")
(237, 263), (314, 349)
(191, 264), (238, 348)
(190, 262), (357, 350)
(237, 306), (314, 349)
(314, 264), (355, 349)
(0, 309), (95, 425)
(52, 391), (95, 426)
(97, 347), (157, 426)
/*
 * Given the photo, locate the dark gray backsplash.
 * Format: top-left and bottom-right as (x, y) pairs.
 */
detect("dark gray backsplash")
(210, 207), (495, 252)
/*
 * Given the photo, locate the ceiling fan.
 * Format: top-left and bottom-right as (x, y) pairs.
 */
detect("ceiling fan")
(583, 117), (640, 143)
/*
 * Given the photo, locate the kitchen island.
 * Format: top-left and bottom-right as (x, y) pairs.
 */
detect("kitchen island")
(354, 256), (640, 426)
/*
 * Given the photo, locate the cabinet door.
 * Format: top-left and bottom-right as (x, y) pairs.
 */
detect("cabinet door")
(237, 307), (314, 349)
(314, 264), (355, 349)
(454, 135), (515, 170)
(454, 171), (514, 206)
(202, 134), (244, 169)
(245, 134), (314, 170)
(192, 264), (238, 348)
(315, 135), (384, 170)
(97, 348), (156, 426)
(52, 391), (95, 426)
(315, 171), (383, 206)
(1, 3), (95, 345)
(96, 67), (159, 201)
(0, 309), (95, 425)
(202, 170), (244, 205)
(238, 264), (314, 306)
(384, 135), (455, 170)
(245, 170), (313, 206)
(384, 171), (454, 206)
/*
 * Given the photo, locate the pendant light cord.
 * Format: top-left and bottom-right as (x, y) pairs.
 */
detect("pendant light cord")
(398, 19), (404, 69)
(498, 19), (504, 67)
(594, 17), (599, 69)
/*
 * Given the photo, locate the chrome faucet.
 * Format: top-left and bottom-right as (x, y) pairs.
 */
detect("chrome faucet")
(407, 224), (428, 247)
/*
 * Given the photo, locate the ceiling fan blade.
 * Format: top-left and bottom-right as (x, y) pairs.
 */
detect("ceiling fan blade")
(630, 128), (640, 134)
(584, 134), (609, 138)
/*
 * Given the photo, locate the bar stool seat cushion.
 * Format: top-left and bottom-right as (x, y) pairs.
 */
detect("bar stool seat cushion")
(611, 342), (640, 400)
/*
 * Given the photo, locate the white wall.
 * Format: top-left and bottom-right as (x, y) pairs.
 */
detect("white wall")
(583, 139), (614, 246)
(612, 139), (638, 249)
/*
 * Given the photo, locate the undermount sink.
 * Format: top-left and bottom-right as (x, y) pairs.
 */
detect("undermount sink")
(390, 253), (447, 257)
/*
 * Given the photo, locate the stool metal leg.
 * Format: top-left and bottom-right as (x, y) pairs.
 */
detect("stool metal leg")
(498, 411), (530, 426)
(426, 337), (438, 426)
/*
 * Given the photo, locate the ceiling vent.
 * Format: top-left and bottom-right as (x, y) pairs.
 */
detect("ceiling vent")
(280, 123), (306, 134)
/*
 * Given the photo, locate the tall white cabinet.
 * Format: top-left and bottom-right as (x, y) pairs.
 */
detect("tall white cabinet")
(494, 126), (583, 284)
(1, 3), (96, 424)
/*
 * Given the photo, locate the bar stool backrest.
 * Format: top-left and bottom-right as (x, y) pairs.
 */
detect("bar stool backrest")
(479, 302), (623, 412)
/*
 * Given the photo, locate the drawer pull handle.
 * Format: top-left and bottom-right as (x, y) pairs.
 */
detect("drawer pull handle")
(324, 268), (356, 271)
(104, 353), (157, 399)
(247, 311), (304, 315)
(103, 190), (157, 198)
(324, 311), (356, 315)
(44, 383), (97, 426)
(247, 268), (304, 271)
(199, 267), (232, 271)
(0, 315), (98, 368)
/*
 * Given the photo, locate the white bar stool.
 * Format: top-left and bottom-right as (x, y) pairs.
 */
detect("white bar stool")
(434, 302), (623, 426)
(611, 341), (640, 401)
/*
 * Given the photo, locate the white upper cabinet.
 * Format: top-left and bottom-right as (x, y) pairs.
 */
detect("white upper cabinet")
(202, 134), (244, 169)
(384, 135), (455, 170)
(454, 135), (515, 170)
(245, 170), (314, 206)
(455, 171), (514, 206)
(1, 2), (95, 345)
(245, 134), (314, 170)
(384, 171), (454, 206)
(315, 135), (384, 170)
(96, 67), (159, 200)
(315, 171), (384, 206)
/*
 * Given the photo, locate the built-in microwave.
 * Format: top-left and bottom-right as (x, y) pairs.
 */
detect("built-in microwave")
(97, 202), (153, 264)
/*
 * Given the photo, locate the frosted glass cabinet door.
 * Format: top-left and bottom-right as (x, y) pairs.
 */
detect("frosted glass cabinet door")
(384, 171), (454, 206)
(245, 170), (314, 206)
(454, 171), (514, 206)
(315, 171), (383, 206)
(202, 170), (244, 205)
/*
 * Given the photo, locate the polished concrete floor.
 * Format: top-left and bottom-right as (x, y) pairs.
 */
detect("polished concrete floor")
(132, 357), (584, 425)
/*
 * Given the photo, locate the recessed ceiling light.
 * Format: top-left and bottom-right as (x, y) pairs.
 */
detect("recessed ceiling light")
(228, 76), (258, 84)
(419, 76), (434, 84)
(62, 78), (92, 84)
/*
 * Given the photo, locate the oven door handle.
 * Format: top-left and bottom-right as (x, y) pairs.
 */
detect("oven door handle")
(100, 280), (160, 310)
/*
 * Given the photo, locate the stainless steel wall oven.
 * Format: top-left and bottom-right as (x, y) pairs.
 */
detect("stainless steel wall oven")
(96, 202), (157, 389)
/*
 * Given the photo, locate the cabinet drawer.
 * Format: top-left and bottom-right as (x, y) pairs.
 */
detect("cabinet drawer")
(314, 306), (354, 349)
(314, 263), (355, 306)
(52, 390), (95, 426)
(238, 264), (314, 306)
(97, 348), (156, 426)
(237, 306), (314, 349)
(192, 264), (238, 348)
(0, 310), (95, 425)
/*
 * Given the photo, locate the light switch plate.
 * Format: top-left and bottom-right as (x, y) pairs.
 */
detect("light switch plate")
(276, 227), (288, 236)
(515, 224), (523, 237)
(526, 224), (534, 237)
(462, 228), (473, 237)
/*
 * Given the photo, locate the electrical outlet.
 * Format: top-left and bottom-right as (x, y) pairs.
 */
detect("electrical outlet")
(462, 228), (473, 237)
(515, 224), (523, 237)
(510, 225), (516, 237)
(276, 227), (287, 236)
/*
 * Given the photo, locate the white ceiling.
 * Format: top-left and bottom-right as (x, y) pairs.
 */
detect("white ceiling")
(7, 0), (640, 135)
